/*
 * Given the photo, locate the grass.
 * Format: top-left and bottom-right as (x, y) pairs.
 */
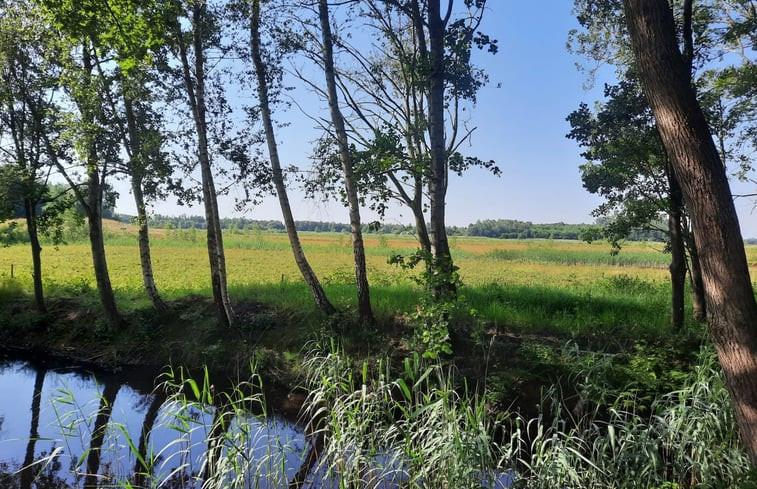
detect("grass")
(5, 228), (744, 339)
(4, 224), (756, 487)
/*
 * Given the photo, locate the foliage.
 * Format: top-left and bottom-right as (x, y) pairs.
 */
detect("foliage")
(506, 346), (749, 488)
(566, 74), (671, 248)
(390, 249), (467, 358)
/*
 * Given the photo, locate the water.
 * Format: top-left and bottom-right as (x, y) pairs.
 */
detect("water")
(0, 352), (515, 488)
(0, 353), (310, 488)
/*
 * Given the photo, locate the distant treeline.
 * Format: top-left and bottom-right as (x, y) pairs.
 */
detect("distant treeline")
(125, 214), (668, 242)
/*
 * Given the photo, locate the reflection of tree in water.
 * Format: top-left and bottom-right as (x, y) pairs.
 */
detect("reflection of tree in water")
(0, 449), (69, 489)
(21, 368), (45, 488)
(161, 467), (199, 489)
(83, 381), (121, 489)
(132, 391), (166, 488)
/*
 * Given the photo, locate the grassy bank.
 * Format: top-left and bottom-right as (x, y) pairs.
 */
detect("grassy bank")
(3, 227), (757, 486)
(2, 230), (729, 332)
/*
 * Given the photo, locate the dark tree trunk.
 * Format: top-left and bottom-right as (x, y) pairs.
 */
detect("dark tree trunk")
(288, 430), (324, 488)
(412, 200), (432, 253)
(82, 45), (124, 331)
(623, 0), (757, 465)
(684, 227), (707, 320)
(84, 381), (121, 489)
(87, 165), (124, 330)
(202, 407), (233, 484)
(20, 368), (45, 489)
(387, 170), (432, 253)
(23, 199), (46, 314)
(667, 166), (686, 330)
(250, 1), (336, 316)
(318, 0), (373, 323)
(421, 0), (456, 297)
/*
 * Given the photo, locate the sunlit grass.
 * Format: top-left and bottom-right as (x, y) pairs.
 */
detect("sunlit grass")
(2, 231), (755, 338)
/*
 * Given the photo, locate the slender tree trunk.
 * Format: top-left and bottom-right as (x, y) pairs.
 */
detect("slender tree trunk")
(387, 169), (432, 253)
(686, 229), (707, 320)
(87, 165), (124, 329)
(175, 1), (234, 327)
(318, 0), (373, 323)
(202, 407), (233, 484)
(122, 92), (167, 312)
(411, 200), (432, 253)
(668, 167), (686, 330)
(250, 1), (335, 316)
(683, 220), (707, 321)
(23, 199), (46, 314)
(423, 0), (456, 297)
(81, 45), (124, 330)
(131, 176), (167, 311)
(623, 0), (757, 464)
(20, 368), (44, 489)
(84, 381), (120, 489)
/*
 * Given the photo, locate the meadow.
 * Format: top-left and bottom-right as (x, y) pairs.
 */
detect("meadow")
(3, 225), (757, 487)
(3, 222), (755, 340)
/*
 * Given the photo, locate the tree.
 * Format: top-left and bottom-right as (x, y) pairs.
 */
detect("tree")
(302, 0), (498, 255)
(0, 2), (77, 315)
(567, 75), (702, 328)
(118, 69), (170, 311)
(165, 0), (235, 327)
(248, 0), (336, 315)
(317, 0), (374, 323)
(38, 0), (127, 329)
(622, 0), (757, 464)
(77, 0), (172, 312)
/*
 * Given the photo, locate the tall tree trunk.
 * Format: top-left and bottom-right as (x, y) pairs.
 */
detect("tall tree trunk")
(82, 45), (124, 330)
(131, 175), (167, 312)
(250, 1), (336, 316)
(623, 0), (757, 464)
(123, 92), (167, 312)
(87, 168), (123, 329)
(423, 0), (456, 297)
(668, 166), (686, 330)
(20, 368), (45, 489)
(23, 199), (46, 314)
(174, 1), (234, 327)
(318, 0), (373, 323)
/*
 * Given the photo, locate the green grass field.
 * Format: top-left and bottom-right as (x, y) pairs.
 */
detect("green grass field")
(3, 225), (754, 486)
(4, 226), (754, 339)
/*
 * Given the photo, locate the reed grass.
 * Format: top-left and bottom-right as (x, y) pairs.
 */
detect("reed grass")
(30, 341), (749, 488)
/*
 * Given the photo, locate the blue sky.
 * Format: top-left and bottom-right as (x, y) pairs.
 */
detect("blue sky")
(114, 1), (757, 238)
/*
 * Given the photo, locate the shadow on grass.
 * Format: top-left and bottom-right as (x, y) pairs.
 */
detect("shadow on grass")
(465, 281), (672, 340)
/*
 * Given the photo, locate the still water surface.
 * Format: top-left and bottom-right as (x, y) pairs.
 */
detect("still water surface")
(0, 353), (311, 488)
(0, 353), (513, 488)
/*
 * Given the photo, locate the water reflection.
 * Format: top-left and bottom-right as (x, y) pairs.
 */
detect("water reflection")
(0, 355), (308, 488)
(0, 355), (513, 488)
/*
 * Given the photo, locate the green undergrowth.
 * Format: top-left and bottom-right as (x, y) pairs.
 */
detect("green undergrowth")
(63, 340), (743, 488)
(465, 274), (681, 337)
